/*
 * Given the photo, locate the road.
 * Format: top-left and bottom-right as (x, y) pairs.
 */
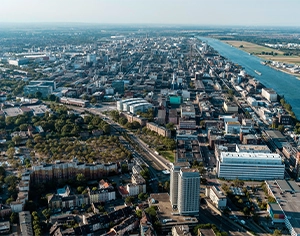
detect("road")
(199, 205), (248, 234)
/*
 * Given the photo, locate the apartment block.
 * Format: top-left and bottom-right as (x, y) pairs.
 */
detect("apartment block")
(146, 122), (171, 138)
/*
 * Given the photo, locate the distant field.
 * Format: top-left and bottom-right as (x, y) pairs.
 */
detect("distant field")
(223, 40), (283, 55)
(223, 40), (300, 65)
(260, 55), (300, 65)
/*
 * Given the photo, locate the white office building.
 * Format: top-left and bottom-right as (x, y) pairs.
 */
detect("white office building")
(116, 98), (145, 112)
(123, 100), (147, 112)
(129, 102), (153, 115)
(217, 152), (285, 180)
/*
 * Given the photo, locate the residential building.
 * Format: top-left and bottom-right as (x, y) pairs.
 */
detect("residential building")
(261, 88), (277, 102)
(223, 101), (238, 113)
(31, 161), (117, 183)
(172, 225), (192, 236)
(10, 201), (23, 213)
(225, 121), (240, 134)
(19, 211), (33, 236)
(181, 104), (195, 118)
(170, 162), (190, 208)
(0, 204), (12, 218)
(178, 168), (200, 215)
(88, 187), (116, 203)
(0, 221), (10, 234)
(112, 80), (124, 95)
(146, 122), (171, 137)
(205, 186), (227, 209)
(126, 183), (146, 196)
(140, 211), (156, 236)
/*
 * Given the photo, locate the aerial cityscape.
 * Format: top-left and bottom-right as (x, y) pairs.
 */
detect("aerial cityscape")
(1, 1), (300, 236)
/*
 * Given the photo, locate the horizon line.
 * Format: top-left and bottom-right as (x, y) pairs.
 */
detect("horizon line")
(0, 22), (300, 29)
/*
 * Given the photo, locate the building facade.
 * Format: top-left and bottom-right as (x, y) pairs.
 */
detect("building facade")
(177, 169), (200, 215)
(217, 152), (285, 180)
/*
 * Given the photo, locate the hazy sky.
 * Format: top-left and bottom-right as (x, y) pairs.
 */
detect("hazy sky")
(1, 0), (299, 26)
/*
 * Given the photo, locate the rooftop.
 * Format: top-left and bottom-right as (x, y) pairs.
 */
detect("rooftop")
(266, 180), (300, 234)
(149, 193), (198, 227)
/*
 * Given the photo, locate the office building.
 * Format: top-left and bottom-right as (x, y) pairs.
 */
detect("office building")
(217, 152), (285, 180)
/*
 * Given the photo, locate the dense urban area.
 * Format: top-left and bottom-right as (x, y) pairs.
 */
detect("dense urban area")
(0, 25), (300, 236)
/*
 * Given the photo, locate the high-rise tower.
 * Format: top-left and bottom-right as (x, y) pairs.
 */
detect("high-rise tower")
(170, 162), (200, 215)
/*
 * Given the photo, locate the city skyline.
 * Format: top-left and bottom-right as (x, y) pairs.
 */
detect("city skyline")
(1, 0), (300, 27)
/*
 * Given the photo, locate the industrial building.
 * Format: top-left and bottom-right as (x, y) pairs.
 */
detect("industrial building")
(266, 180), (300, 236)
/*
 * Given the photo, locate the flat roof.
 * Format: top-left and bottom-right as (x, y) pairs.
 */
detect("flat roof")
(268, 203), (283, 213)
(221, 152), (282, 161)
(266, 181), (300, 234)
(264, 130), (285, 140)
(276, 180), (293, 192)
(236, 144), (271, 153)
(149, 193), (198, 226)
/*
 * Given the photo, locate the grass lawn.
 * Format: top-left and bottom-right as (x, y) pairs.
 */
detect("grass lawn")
(160, 151), (175, 163)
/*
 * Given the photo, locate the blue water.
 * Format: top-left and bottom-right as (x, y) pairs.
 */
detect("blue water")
(198, 37), (300, 119)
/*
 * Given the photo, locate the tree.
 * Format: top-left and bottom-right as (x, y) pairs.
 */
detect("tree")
(273, 229), (282, 236)
(121, 164), (129, 173)
(77, 186), (85, 194)
(48, 94), (57, 101)
(4, 175), (18, 186)
(138, 192), (148, 201)
(19, 124), (28, 131)
(102, 124), (110, 134)
(110, 110), (120, 121)
(10, 212), (18, 224)
(277, 125), (284, 133)
(125, 196), (134, 205)
(12, 135), (22, 145)
(145, 206), (157, 218)
(91, 97), (97, 104)
(136, 209), (142, 218)
(35, 91), (43, 99)
(6, 147), (15, 159)
(119, 117), (128, 126)
(76, 173), (86, 186)
(42, 208), (51, 221)
(233, 178), (244, 188)
(166, 122), (175, 130)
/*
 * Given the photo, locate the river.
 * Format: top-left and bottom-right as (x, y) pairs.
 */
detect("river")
(198, 37), (300, 119)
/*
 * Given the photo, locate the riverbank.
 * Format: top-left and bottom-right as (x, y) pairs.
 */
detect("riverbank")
(199, 36), (300, 119)
(223, 40), (300, 78)
(265, 63), (300, 79)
